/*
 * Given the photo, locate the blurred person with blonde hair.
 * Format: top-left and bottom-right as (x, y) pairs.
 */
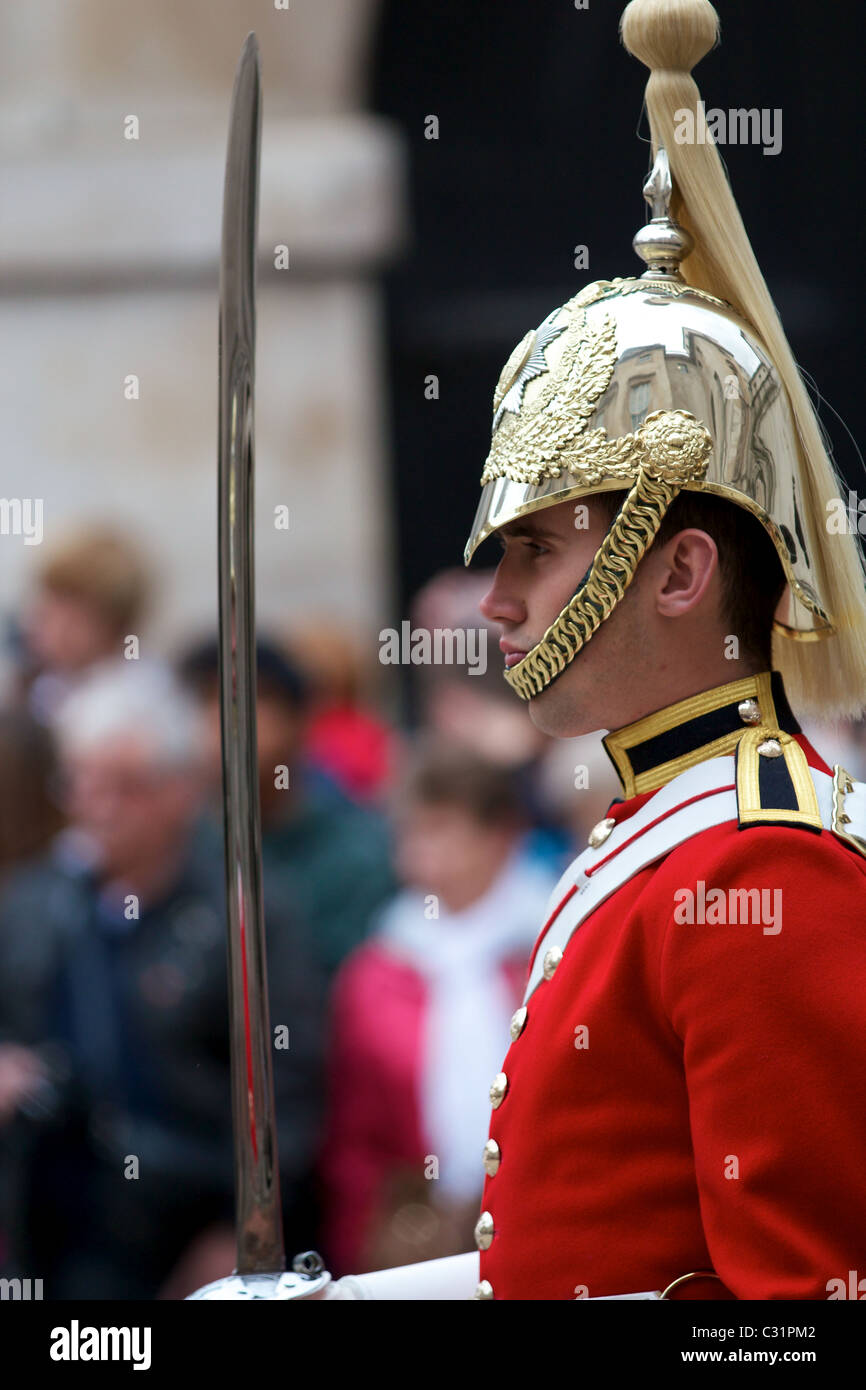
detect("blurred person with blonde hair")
(11, 522), (153, 727)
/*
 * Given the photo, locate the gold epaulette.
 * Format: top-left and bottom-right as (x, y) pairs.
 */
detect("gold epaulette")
(735, 728), (823, 832)
(831, 765), (866, 860)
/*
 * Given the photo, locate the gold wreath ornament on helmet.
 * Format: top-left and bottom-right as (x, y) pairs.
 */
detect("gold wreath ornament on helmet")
(464, 0), (866, 720)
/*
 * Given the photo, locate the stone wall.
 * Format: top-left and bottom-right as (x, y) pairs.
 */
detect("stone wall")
(0, 0), (403, 676)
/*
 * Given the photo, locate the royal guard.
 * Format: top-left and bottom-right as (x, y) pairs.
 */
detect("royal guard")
(189, 4), (866, 1304)
(299, 0), (866, 1302)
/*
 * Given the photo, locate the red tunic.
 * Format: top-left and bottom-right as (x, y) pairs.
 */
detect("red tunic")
(478, 683), (866, 1300)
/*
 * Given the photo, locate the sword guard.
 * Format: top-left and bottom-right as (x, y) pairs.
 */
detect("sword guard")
(186, 1257), (331, 1301)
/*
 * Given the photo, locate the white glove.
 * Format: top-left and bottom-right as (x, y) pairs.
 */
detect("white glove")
(310, 1252), (480, 1300)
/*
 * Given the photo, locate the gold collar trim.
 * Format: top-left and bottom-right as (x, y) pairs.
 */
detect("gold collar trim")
(602, 671), (798, 798)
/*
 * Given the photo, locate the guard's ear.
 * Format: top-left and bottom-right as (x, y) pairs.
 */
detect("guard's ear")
(653, 528), (719, 618)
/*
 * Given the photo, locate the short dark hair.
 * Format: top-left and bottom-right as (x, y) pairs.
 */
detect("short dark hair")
(594, 489), (786, 666)
(177, 635), (311, 711)
(396, 736), (524, 830)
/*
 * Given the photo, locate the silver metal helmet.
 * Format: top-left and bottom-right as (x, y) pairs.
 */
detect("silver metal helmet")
(464, 151), (833, 702)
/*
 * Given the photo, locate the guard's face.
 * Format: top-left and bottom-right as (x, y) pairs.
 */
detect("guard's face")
(478, 495), (644, 739)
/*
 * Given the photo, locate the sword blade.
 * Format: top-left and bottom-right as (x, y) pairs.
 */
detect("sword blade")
(217, 31), (284, 1275)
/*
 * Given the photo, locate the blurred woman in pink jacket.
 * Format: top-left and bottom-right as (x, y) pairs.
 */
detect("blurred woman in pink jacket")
(319, 739), (557, 1274)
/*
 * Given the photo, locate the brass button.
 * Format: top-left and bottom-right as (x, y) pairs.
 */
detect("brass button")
(510, 1005), (528, 1040)
(757, 737), (783, 758)
(738, 698), (762, 725)
(489, 1072), (508, 1108)
(474, 1279), (495, 1300)
(475, 1211), (495, 1251)
(483, 1138), (501, 1176)
(542, 945), (563, 980)
(588, 816), (616, 848)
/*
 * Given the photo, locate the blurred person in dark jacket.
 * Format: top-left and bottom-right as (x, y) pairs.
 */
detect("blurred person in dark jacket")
(179, 635), (397, 980)
(0, 708), (67, 1267)
(0, 709), (66, 880)
(0, 663), (324, 1298)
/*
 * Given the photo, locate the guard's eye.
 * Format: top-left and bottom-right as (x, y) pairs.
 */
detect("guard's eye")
(497, 534), (548, 555)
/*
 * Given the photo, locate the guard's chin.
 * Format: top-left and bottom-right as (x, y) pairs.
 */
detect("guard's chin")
(526, 679), (574, 737)
(524, 661), (596, 739)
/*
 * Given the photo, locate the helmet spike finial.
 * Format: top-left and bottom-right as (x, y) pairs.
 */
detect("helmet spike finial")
(632, 148), (693, 279)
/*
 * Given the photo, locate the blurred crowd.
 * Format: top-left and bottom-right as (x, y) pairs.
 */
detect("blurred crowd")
(0, 523), (863, 1298)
